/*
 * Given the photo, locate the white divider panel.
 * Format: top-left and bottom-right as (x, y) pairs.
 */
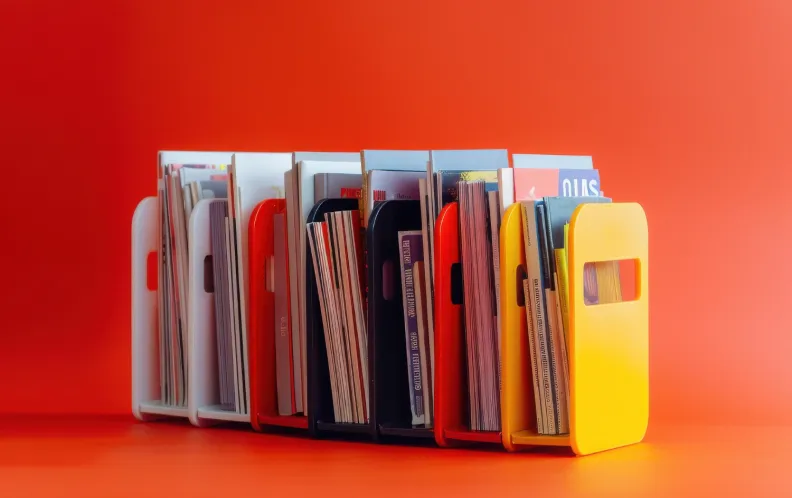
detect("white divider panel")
(187, 199), (249, 426)
(132, 196), (188, 421)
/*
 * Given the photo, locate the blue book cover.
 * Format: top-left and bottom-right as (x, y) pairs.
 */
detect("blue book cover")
(361, 150), (429, 171)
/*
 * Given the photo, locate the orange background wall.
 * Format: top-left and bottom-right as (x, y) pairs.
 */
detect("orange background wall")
(1, 0), (790, 425)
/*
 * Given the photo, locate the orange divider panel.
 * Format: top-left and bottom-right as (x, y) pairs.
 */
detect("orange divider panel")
(433, 201), (502, 448)
(248, 199), (308, 431)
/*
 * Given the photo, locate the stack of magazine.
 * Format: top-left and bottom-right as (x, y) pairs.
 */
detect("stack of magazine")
(151, 148), (622, 438)
(306, 210), (369, 423)
(157, 160), (229, 409)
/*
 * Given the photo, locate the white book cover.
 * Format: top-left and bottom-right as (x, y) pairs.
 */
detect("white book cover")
(228, 152), (292, 415)
(288, 152), (360, 413)
(360, 149), (429, 171)
(157, 151), (232, 407)
(295, 160), (362, 413)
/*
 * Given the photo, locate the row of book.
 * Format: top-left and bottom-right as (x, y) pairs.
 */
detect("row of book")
(155, 149), (621, 436)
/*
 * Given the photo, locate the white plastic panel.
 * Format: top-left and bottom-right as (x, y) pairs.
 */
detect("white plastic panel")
(139, 400), (189, 418)
(131, 197), (187, 421)
(187, 199), (224, 427)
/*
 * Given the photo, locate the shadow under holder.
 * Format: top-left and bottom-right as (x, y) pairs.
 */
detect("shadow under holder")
(367, 200), (436, 442)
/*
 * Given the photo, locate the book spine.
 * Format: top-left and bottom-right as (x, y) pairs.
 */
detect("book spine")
(399, 234), (425, 425)
(273, 214), (293, 416)
(417, 179), (436, 381)
(307, 222), (341, 422)
(551, 269), (570, 434)
(536, 206), (560, 433)
(554, 249), (570, 344)
(283, 173), (304, 414)
(518, 203), (543, 433)
(488, 191), (502, 375)
(521, 279), (544, 432)
(521, 202), (556, 435)
(313, 173), (327, 205)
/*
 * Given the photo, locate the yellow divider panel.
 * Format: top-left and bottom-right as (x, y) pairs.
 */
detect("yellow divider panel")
(568, 202), (648, 456)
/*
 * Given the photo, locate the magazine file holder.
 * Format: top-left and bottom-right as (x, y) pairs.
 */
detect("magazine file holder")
(132, 196), (189, 421)
(500, 201), (648, 456)
(433, 202), (502, 448)
(306, 198), (375, 439)
(186, 199), (251, 426)
(248, 199), (309, 432)
(367, 200), (434, 441)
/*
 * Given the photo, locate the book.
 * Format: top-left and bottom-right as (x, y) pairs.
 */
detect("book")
(306, 209), (369, 423)
(284, 154), (361, 415)
(273, 213), (294, 415)
(500, 154), (595, 214)
(210, 200), (234, 409)
(156, 153), (230, 408)
(520, 200), (554, 434)
(413, 260), (433, 426)
(514, 168), (602, 201)
(360, 150), (429, 226)
(522, 195), (613, 435)
(225, 152), (293, 415)
(511, 153), (594, 170)
(397, 230), (427, 426)
(420, 151), (508, 402)
(365, 170), (424, 226)
(487, 190), (502, 356)
(314, 173), (363, 204)
(459, 180), (501, 431)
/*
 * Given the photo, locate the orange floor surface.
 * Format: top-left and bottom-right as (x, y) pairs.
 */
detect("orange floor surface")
(0, 416), (790, 497)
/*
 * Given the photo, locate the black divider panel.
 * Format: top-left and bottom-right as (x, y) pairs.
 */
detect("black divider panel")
(367, 200), (434, 440)
(305, 198), (375, 438)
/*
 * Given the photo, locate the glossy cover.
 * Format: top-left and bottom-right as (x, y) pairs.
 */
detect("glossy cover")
(305, 198), (374, 438)
(366, 200), (433, 440)
(248, 199), (309, 432)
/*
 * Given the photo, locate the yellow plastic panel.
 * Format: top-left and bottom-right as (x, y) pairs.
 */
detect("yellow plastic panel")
(511, 430), (570, 447)
(568, 202), (649, 456)
(501, 203), (573, 451)
(499, 203), (533, 451)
